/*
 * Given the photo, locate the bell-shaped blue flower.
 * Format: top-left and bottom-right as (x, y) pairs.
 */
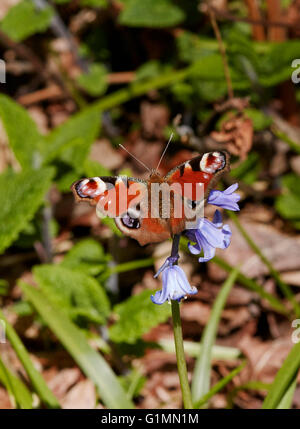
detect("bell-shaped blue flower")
(207, 183), (240, 211)
(185, 210), (232, 262)
(152, 259), (197, 305)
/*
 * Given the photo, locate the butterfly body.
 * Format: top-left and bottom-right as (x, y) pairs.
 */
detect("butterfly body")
(72, 150), (230, 245)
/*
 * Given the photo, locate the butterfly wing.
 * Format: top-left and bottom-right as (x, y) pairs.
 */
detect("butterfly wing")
(164, 150), (230, 233)
(71, 176), (171, 245)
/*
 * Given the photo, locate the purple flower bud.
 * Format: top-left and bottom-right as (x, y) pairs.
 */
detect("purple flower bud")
(207, 183), (240, 211)
(185, 210), (232, 262)
(152, 263), (197, 305)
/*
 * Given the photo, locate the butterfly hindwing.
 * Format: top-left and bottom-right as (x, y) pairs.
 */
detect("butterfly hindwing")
(71, 176), (170, 245)
(164, 150), (230, 233)
(71, 151), (230, 245)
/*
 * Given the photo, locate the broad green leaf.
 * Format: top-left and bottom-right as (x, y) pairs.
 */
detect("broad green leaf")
(21, 283), (134, 409)
(0, 357), (33, 409)
(0, 94), (44, 169)
(176, 32), (217, 63)
(0, 309), (60, 408)
(34, 265), (110, 325)
(276, 174), (300, 225)
(0, 0), (53, 42)
(259, 41), (300, 87)
(119, 0), (185, 28)
(191, 269), (239, 404)
(109, 290), (171, 344)
(0, 168), (54, 254)
(61, 238), (108, 276)
(276, 192), (300, 222)
(262, 341), (300, 408)
(79, 0), (108, 6)
(43, 108), (100, 168)
(77, 63), (108, 96)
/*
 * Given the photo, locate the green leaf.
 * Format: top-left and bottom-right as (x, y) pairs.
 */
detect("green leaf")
(79, 0), (108, 6)
(20, 283), (134, 409)
(276, 174), (300, 225)
(43, 108), (100, 169)
(262, 341), (300, 408)
(0, 357), (33, 409)
(109, 290), (171, 344)
(0, 309), (60, 408)
(191, 268), (239, 404)
(0, 0), (53, 42)
(0, 168), (54, 254)
(61, 238), (108, 276)
(84, 159), (111, 177)
(277, 376), (297, 409)
(259, 41), (300, 87)
(77, 63), (108, 96)
(0, 94), (44, 169)
(119, 0), (185, 28)
(244, 108), (272, 131)
(158, 339), (241, 361)
(176, 32), (217, 63)
(33, 265), (110, 325)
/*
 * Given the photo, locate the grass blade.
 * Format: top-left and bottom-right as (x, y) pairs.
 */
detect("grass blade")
(194, 361), (246, 409)
(20, 283), (134, 409)
(158, 339), (241, 361)
(191, 268), (239, 403)
(277, 376), (297, 409)
(0, 309), (59, 408)
(262, 341), (300, 409)
(0, 357), (33, 409)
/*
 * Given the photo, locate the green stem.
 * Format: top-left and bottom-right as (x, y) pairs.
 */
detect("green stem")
(171, 300), (193, 409)
(90, 67), (192, 114)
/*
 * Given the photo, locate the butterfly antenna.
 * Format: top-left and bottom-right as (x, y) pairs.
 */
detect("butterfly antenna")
(119, 144), (151, 172)
(155, 132), (174, 172)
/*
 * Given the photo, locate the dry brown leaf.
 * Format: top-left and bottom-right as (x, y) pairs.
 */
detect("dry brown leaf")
(61, 379), (96, 409)
(218, 219), (300, 278)
(0, 387), (12, 409)
(211, 114), (253, 160)
(47, 368), (81, 400)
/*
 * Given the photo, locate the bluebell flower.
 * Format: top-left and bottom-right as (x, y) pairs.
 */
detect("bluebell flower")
(207, 183), (240, 211)
(185, 210), (232, 262)
(152, 258), (197, 305)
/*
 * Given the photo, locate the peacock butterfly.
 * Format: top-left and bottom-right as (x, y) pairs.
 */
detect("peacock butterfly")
(71, 150), (230, 245)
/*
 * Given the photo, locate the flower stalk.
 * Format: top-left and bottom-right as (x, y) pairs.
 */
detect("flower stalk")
(171, 299), (193, 409)
(169, 234), (193, 409)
